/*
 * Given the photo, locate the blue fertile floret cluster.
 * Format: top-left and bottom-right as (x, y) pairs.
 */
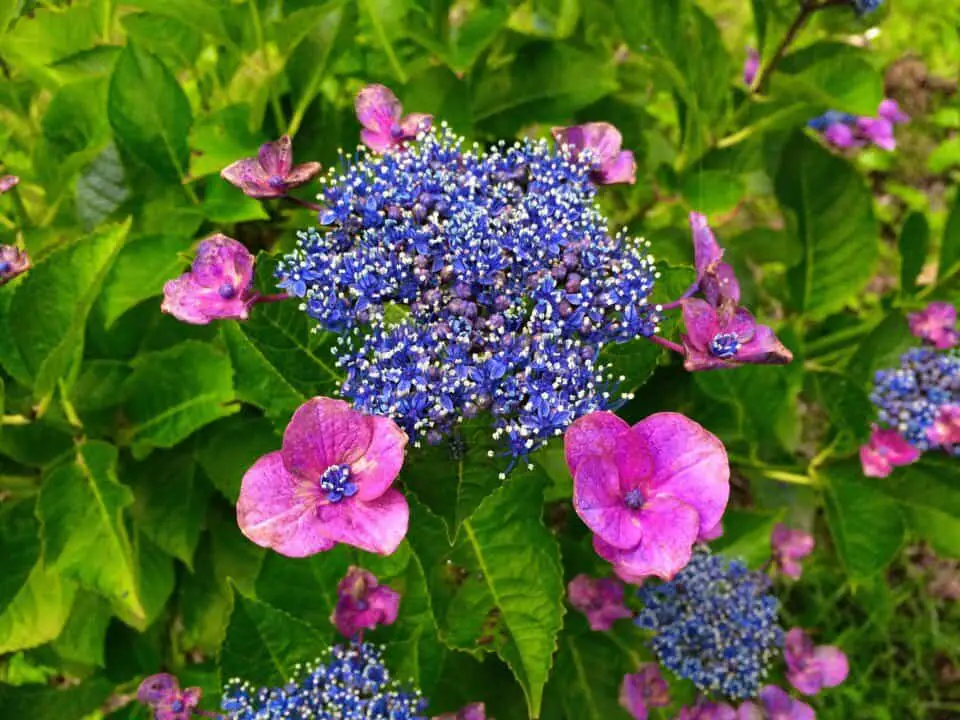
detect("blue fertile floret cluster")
(635, 548), (784, 700)
(220, 642), (426, 719)
(870, 347), (960, 452)
(277, 125), (660, 458)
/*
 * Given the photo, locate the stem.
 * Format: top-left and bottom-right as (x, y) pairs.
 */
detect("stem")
(8, 185), (31, 228)
(255, 293), (289, 304)
(646, 334), (685, 354)
(284, 194), (323, 212)
(248, 0), (286, 132)
(0, 414), (32, 426)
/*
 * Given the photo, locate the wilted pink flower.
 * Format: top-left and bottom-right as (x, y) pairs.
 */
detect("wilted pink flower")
(0, 175), (18, 194)
(743, 47), (760, 86)
(565, 411), (729, 583)
(433, 703), (487, 720)
(677, 701), (737, 720)
(221, 136), (322, 199)
(619, 664), (670, 720)
(680, 298), (793, 371)
(552, 122), (636, 185)
(929, 405), (960, 446)
(859, 425), (920, 478)
(237, 397), (409, 557)
(136, 674), (201, 720)
(356, 84), (433, 153)
(0, 245), (30, 286)
(161, 234), (256, 325)
(908, 302), (958, 349)
(771, 524), (815, 580)
(689, 212), (740, 306)
(137, 674), (179, 705)
(331, 566), (400, 638)
(738, 687), (814, 720)
(784, 628), (849, 696)
(567, 574), (633, 631)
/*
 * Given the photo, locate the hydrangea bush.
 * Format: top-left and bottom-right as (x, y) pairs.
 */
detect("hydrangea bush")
(1, 1), (958, 719)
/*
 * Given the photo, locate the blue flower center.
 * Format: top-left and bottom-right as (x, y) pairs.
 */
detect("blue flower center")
(218, 282), (236, 299)
(319, 464), (358, 503)
(268, 174), (287, 189)
(0, 261), (10, 274)
(709, 332), (741, 359)
(624, 488), (644, 510)
(389, 123), (405, 139)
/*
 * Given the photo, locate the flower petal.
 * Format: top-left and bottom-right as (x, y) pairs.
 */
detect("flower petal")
(681, 298), (721, 352)
(361, 128), (395, 154)
(356, 84), (402, 133)
(690, 212), (724, 284)
(813, 644), (849, 689)
(237, 452), (336, 557)
(859, 443), (892, 478)
(258, 136), (293, 176)
(599, 150), (637, 184)
(285, 161), (324, 187)
(282, 397), (373, 480)
(737, 323), (794, 365)
(349, 414), (408, 502)
(221, 158), (279, 198)
(606, 495), (700, 581)
(564, 410), (630, 475)
(318, 488), (409, 555)
(702, 262), (741, 307)
(400, 113), (433, 138)
(573, 456), (643, 550)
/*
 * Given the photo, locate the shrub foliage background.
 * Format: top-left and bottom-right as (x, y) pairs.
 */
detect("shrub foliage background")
(1, 0), (959, 718)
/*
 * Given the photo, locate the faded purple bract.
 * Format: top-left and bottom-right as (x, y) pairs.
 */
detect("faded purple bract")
(221, 135), (322, 199)
(681, 299), (793, 372)
(859, 425), (920, 478)
(565, 411), (730, 583)
(738, 686), (815, 720)
(0, 245), (30, 286)
(784, 628), (849, 696)
(743, 47), (760, 86)
(929, 405), (960, 447)
(676, 701), (737, 720)
(567, 574), (633, 631)
(237, 397), (409, 556)
(356, 84), (433, 153)
(770, 524), (815, 580)
(0, 175), (18, 194)
(552, 122), (637, 185)
(908, 302), (958, 350)
(136, 674), (202, 720)
(331, 566), (401, 638)
(857, 98), (910, 151)
(690, 212), (740, 306)
(619, 664), (670, 720)
(433, 703), (487, 720)
(161, 234), (256, 325)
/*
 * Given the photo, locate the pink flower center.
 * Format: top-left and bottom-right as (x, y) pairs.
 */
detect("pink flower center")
(319, 463), (358, 504)
(623, 488), (644, 510)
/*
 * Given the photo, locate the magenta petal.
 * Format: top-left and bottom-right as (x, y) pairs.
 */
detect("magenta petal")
(138, 674), (179, 705)
(599, 150), (637, 184)
(565, 410), (631, 475)
(282, 398), (373, 480)
(610, 495), (700, 581)
(702, 262), (741, 307)
(859, 443), (892, 478)
(356, 84), (402, 133)
(632, 412), (730, 535)
(878, 98), (909, 124)
(690, 212), (724, 284)
(161, 276), (214, 325)
(237, 452), (336, 557)
(568, 574), (632, 631)
(0, 174), (19, 194)
(582, 122), (623, 163)
(929, 405), (960, 445)
(360, 128), (395, 154)
(574, 456), (643, 550)
(400, 113), (433, 138)
(738, 324), (794, 365)
(698, 519), (723, 542)
(349, 414), (408, 502)
(284, 161), (323, 187)
(619, 674), (650, 720)
(722, 306), (757, 343)
(258, 136), (293, 176)
(870, 426), (921, 466)
(824, 122), (856, 148)
(736, 702), (764, 720)
(743, 47), (760, 86)
(318, 489), (409, 555)
(813, 645), (849, 689)
(681, 298), (722, 352)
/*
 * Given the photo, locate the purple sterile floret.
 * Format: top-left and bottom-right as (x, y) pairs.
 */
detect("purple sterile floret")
(681, 298), (792, 371)
(770, 524), (814, 580)
(743, 47), (760, 86)
(676, 701), (738, 720)
(0, 244), (30, 286)
(221, 135), (322, 198)
(0, 175), (19, 194)
(784, 628), (849, 696)
(908, 302), (958, 350)
(859, 424), (921, 478)
(432, 702), (487, 720)
(619, 664), (670, 720)
(737, 685), (815, 720)
(552, 122), (636, 185)
(356, 84), (433, 153)
(567, 574), (633, 631)
(331, 566), (401, 638)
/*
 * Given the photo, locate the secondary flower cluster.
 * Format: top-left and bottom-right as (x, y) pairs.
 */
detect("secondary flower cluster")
(275, 89), (656, 457)
(0, 244), (30, 286)
(808, 99), (909, 152)
(137, 674), (202, 720)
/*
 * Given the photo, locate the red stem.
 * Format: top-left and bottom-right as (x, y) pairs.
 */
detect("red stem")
(647, 335), (685, 355)
(255, 293), (290, 304)
(284, 194), (323, 212)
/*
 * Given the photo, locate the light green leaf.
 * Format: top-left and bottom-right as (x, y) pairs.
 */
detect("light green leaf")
(114, 531), (175, 630)
(201, 176), (270, 223)
(0, 4), (99, 77)
(121, 341), (238, 458)
(120, 12), (204, 70)
(51, 590), (112, 667)
(774, 42), (884, 115)
(38, 441), (143, 619)
(508, 0), (578, 39)
(189, 105), (264, 179)
(776, 132), (879, 319)
(0, 560), (75, 654)
(359, 0), (409, 84)
(120, 0), (230, 44)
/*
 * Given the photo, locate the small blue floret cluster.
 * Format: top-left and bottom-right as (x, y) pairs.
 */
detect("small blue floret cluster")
(853, 0), (884, 15)
(635, 548), (783, 700)
(277, 126), (660, 457)
(220, 642), (426, 719)
(870, 347), (960, 452)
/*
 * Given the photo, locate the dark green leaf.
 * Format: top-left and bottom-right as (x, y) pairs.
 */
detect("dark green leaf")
(254, 546), (352, 630)
(774, 42), (884, 115)
(201, 177), (270, 223)
(877, 459), (960, 558)
(120, 0), (230, 44)
(939, 187), (960, 281)
(76, 142), (130, 231)
(0, 678), (112, 720)
(541, 632), (635, 720)
(712, 508), (784, 569)
(899, 211), (930, 295)
(812, 370), (873, 444)
(120, 12), (203, 70)
(846, 312), (913, 384)
(51, 590), (113, 667)
(197, 414), (280, 503)
(680, 169), (746, 216)
(0, 499), (41, 610)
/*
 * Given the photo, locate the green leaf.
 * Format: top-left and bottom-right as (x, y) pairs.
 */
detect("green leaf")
(197, 415), (280, 503)
(0, 559), (75, 654)
(97, 233), (195, 328)
(812, 370), (873, 444)
(846, 312), (913, 384)
(0, 4), (100, 76)
(899, 211), (930, 295)
(121, 341), (238, 458)
(939, 187), (960, 281)
(712, 508), (784, 569)
(359, 0), (409, 84)
(680, 169), (747, 216)
(120, 0), (230, 45)
(254, 546), (352, 630)
(116, 531), (176, 630)
(410, 476), (565, 718)
(220, 593), (329, 688)
(877, 459), (960, 558)
(76, 142), (130, 231)
(407, 0), (508, 75)
(542, 632), (634, 720)
(130, 448), (211, 569)
(51, 590), (113, 667)
(0, 678), (112, 720)
(774, 42), (884, 115)
(821, 460), (906, 578)
(178, 534), (233, 655)
(120, 12), (204, 70)
(38, 441), (143, 619)
(10, 220), (130, 401)
(189, 105), (264, 179)
(0, 499), (41, 610)
(776, 132), (879, 319)
(108, 43), (192, 182)
(507, 0), (579, 39)
(201, 176), (270, 223)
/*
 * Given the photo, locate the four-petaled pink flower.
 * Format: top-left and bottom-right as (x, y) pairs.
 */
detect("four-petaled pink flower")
(567, 574), (633, 631)
(136, 674), (202, 720)
(908, 302), (958, 350)
(677, 701), (737, 720)
(738, 686), (814, 720)
(331, 566), (401, 639)
(221, 136), (322, 199)
(690, 212), (740, 306)
(433, 703), (487, 720)
(784, 628), (849, 696)
(0, 175), (18, 194)
(0, 244), (30, 286)
(356, 84), (433, 153)
(161, 234), (257, 325)
(552, 123), (636, 185)
(680, 298), (793, 372)
(859, 425), (920, 478)
(771, 524), (815, 580)
(929, 405), (960, 447)
(619, 664), (670, 720)
(238, 397), (409, 556)
(565, 411), (730, 583)
(743, 47), (760, 86)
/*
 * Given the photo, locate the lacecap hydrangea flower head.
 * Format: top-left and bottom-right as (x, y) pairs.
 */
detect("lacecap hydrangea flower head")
(276, 85), (657, 460)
